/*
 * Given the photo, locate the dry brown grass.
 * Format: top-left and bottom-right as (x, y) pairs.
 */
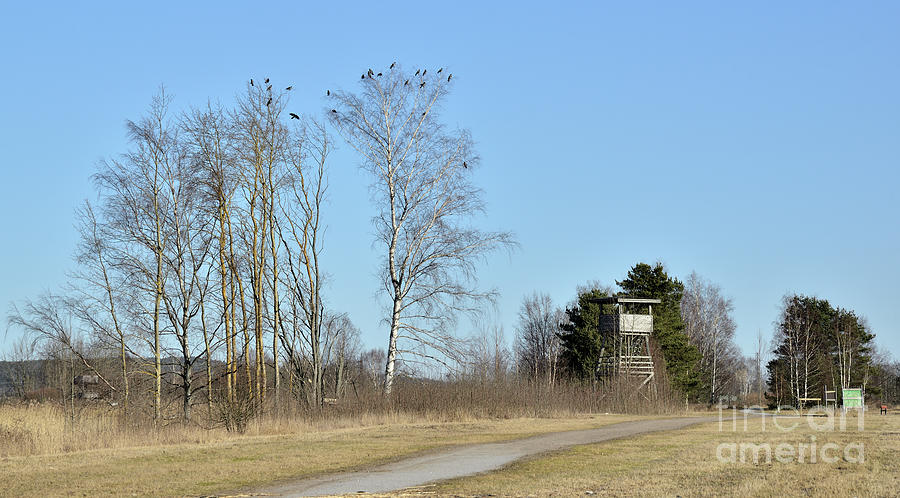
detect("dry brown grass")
(0, 402), (652, 497)
(0, 374), (685, 459)
(416, 412), (900, 497)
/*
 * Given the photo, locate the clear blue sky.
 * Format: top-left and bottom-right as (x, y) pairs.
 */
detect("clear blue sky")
(1, 1), (898, 359)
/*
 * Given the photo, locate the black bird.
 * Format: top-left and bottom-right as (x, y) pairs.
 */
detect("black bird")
(422, 69), (427, 76)
(448, 74), (452, 82)
(289, 112), (300, 120)
(250, 79), (254, 86)
(368, 68), (374, 77)
(419, 81), (425, 88)
(422, 111), (426, 116)
(390, 62), (396, 69)
(265, 77), (270, 84)
(327, 90), (330, 96)
(286, 86), (293, 90)
(404, 79), (409, 86)
(415, 69), (420, 76)
(362, 74), (366, 79)
(266, 97), (272, 106)
(267, 84), (272, 91)
(331, 109), (337, 113)
(437, 67), (443, 73)
(377, 72), (382, 77)
(463, 161), (467, 168)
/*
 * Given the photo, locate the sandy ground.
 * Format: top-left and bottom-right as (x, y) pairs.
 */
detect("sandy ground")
(249, 416), (717, 497)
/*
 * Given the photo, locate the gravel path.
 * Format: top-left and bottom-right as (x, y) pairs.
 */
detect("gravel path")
(251, 416), (717, 497)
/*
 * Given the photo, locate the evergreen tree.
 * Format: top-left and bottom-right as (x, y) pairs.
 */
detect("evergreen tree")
(558, 263), (705, 400)
(617, 262), (705, 401)
(558, 287), (610, 380)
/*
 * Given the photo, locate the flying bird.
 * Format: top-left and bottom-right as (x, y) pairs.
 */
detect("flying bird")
(286, 86), (292, 90)
(447, 74), (452, 82)
(390, 62), (396, 69)
(289, 112), (300, 120)
(437, 67), (443, 73)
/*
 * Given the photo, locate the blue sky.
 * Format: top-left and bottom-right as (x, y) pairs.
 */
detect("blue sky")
(1, 1), (898, 359)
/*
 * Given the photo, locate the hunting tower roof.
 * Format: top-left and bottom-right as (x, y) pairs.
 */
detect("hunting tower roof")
(588, 297), (661, 305)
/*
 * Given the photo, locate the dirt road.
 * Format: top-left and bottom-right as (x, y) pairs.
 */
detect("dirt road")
(251, 416), (717, 497)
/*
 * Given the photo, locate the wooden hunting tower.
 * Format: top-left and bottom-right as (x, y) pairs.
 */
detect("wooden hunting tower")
(592, 297), (660, 389)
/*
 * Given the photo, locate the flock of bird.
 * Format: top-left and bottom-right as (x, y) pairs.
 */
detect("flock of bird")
(247, 65), (456, 132)
(361, 63), (453, 87)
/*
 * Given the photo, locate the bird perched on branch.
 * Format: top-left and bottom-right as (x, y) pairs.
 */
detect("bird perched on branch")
(265, 77), (270, 84)
(404, 79), (409, 86)
(419, 81), (426, 88)
(377, 72), (382, 77)
(422, 69), (427, 76)
(267, 84), (272, 91)
(448, 74), (452, 82)
(331, 109), (337, 113)
(415, 69), (420, 76)
(286, 86), (292, 90)
(390, 62), (396, 69)
(266, 97), (272, 106)
(289, 112), (300, 120)
(327, 90), (330, 96)
(463, 161), (467, 168)
(437, 67), (443, 73)
(250, 79), (254, 86)
(368, 68), (374, 77)
(361, 74), (365, 79)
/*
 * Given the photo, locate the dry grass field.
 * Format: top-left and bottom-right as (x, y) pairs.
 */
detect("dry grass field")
(0, 402), (652, 497)
(416, 411), (900, 497)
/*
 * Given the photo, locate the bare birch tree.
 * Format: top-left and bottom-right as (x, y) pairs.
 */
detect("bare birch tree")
(514, 293), (562, 386)
(681, 272), (738, 402)
(329, 64), (514, 394)
(279, 120), (331, 406)
(70, 201), (132, 416)
(94, 89), (180, 423)
(184, 103), (237, 405)
(158, 140), (214, 422)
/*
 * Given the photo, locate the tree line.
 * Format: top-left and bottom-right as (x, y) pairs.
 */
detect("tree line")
(766, 293), (898, 407)
(513, 262), (747, 403)
(511, 262), (898, 407)
(5, 64), (512, 425)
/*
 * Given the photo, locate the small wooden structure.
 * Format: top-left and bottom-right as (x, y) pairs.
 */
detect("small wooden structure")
(798, 397), (821, 412)
(592, 297), (660, 391)
(73, 374), (100, 399)
(824, 386), (838, 411)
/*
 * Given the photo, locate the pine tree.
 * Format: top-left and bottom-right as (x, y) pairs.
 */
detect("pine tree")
(558, 288), (610, 380)
(617, 262), (705, 401)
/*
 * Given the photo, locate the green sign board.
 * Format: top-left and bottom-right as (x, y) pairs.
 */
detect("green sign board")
(842, 388), (863, 408)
